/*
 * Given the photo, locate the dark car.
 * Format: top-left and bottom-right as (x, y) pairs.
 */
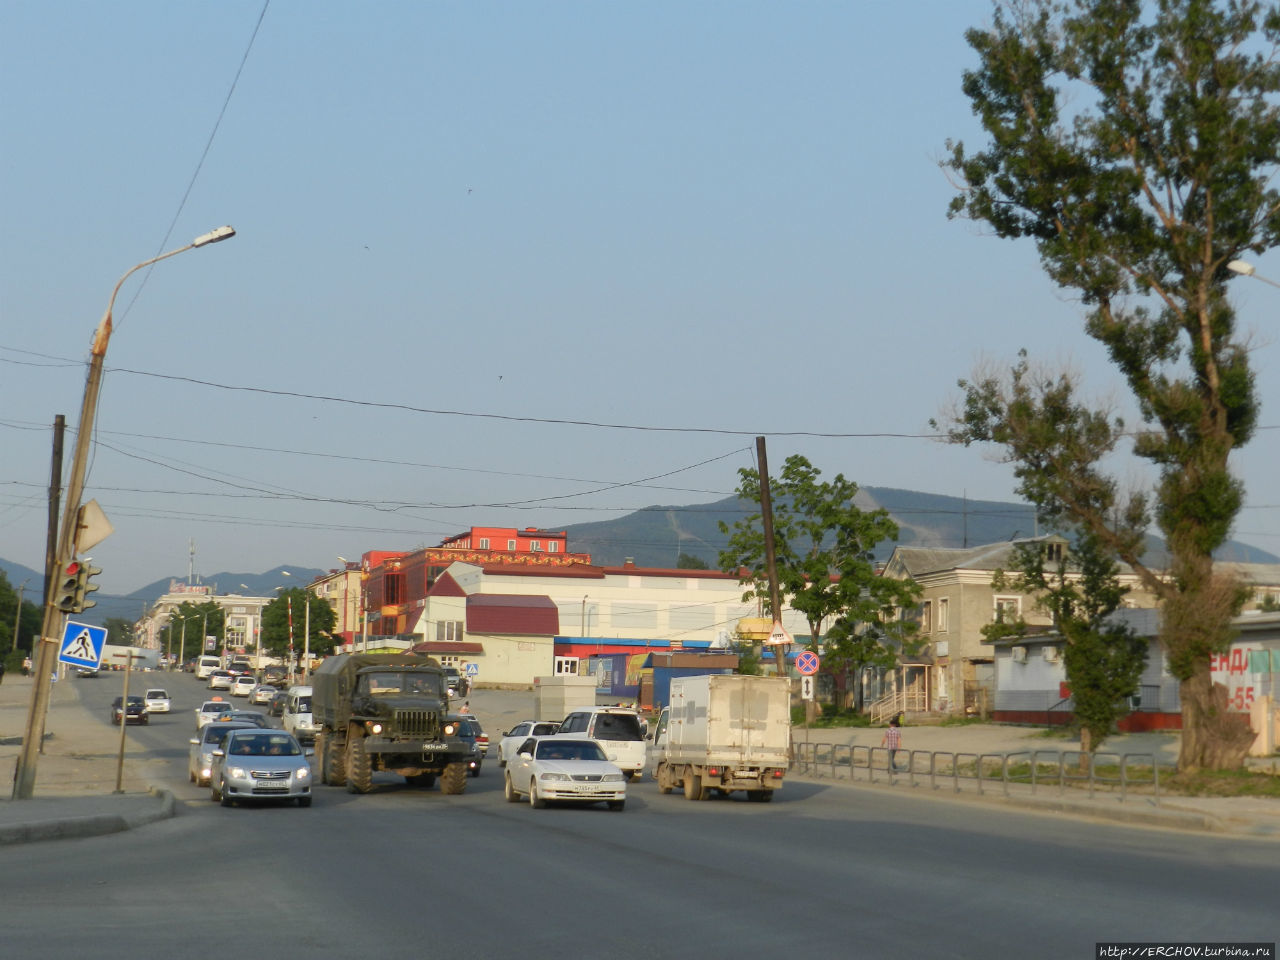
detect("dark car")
(111, 695), (149, 725)
(268, 690), (289, 718)
(448, 714), (484, 777)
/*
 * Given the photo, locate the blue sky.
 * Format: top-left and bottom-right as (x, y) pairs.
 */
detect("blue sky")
(4, 0), (1280, 596)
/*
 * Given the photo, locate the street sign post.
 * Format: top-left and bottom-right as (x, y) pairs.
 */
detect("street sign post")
(766, 623), (792, 645)
(801, 675), (815, 701)
(796, 650), (820, 676)
(58, 620), (106, 671)
(465, 663), (479, 677)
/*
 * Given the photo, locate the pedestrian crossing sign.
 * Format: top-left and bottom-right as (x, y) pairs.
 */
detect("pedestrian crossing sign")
(59, 620), (107, 670)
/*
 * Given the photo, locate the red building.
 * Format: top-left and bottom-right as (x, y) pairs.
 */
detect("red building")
(361, 528), (591, 637)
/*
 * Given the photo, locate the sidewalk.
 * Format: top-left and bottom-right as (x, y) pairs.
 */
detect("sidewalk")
(0, 674), (176, 844)
(788, 720), (1280, 838)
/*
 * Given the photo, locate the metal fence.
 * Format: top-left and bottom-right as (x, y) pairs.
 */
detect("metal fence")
(790, 741), (1163, 806)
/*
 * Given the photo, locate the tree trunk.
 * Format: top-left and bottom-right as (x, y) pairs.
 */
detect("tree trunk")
(1078, 726), (1092, 774)
(1177, 664), (1255, 772)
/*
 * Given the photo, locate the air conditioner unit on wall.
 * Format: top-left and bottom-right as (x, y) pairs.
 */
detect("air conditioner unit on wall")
(1042, 645), (1059, 663)
(1011, 646), (1028, 664)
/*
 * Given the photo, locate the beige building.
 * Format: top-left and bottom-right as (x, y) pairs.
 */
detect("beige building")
(881, 537), (1160, 715)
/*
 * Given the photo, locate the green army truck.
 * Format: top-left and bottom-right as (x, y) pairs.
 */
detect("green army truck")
(311, 653), (474, 795)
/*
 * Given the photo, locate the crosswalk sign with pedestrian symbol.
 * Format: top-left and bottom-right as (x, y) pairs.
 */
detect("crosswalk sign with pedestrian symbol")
(58, 620), (107, 670)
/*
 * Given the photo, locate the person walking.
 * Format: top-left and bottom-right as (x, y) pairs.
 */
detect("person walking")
(881, 716), (904, 772)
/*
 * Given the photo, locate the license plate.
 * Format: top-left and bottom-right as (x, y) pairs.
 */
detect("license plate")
(254, 781), (287, 791)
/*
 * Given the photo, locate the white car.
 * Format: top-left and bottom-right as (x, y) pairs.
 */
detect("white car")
(188, 720), (257, 786)
(232, 675), (257, 697)
(250, 684), (278, 705)
(496, 720), (561, 767)
(195, 699), (234, 729)
(553, 708), (648, 779)
(207, 670), (234, 691)
(503, 736), (627, 810)
(143, 688), (171, 713)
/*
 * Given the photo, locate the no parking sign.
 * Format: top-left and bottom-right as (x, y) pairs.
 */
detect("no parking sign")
(796, 650), (820, 676)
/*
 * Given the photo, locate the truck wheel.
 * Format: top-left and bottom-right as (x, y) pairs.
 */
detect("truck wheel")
(346, 736), (373, 794)
(314, 732), (327, 780)
(656, 763), (673, 794)
(504, 773), (520, 802)
(440, 762), (468, 795)
(529, 779), (546, 809)
(683, 770), (703, 801)
(326, 734), (347, 787)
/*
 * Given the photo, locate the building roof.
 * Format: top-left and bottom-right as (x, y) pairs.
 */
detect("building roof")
(465, 594), (560, 636)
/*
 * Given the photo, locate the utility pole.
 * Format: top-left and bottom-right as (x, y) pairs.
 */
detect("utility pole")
(10, 579), (28, 652)
(302, 591), (311, 682)
(755, 436), (787, 677)
(12, 227), (235, 800)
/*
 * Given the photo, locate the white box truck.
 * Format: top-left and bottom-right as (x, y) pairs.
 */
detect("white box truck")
(650, 674), (791, 802)
(533, 675), (597, 722)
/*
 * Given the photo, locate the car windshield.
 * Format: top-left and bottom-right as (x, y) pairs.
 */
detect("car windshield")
(226, 733), (301, 757)
(295, 698), (312, 712)
(532, 723), (560, 736)
(146, 690), (167, 698)
(360, 672), (440, 697)
(535, 740), (607, 762)
(592, 713), (644, 741)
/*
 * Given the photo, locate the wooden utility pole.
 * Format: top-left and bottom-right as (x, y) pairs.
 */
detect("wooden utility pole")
(755, 436), (787, 677)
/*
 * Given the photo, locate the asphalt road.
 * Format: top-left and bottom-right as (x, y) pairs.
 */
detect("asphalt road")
(4, 672), (1276, 960)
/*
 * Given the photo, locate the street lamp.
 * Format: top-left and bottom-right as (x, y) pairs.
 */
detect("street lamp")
(1228, 259), (1280, 289)
(13, 225), (236, 801)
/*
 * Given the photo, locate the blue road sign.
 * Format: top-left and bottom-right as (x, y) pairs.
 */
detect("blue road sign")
(59, 620), (107, 670)
(465, 662), (479, 676)
(796, 650), (820, 676)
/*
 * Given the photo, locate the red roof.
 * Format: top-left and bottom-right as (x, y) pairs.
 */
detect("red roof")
(428, 571), (467, 597)
(466, 594), (560, 636)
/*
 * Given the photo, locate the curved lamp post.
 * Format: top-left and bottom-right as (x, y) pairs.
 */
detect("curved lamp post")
(1228, 259), (1280, 289)
(14, 226), (236, 800)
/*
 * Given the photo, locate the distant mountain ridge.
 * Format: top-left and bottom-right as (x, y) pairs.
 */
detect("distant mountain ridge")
(3, 486), (1276, 626)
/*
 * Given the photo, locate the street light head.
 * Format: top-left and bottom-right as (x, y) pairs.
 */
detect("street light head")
(1228, 259), (1256, 277)
(192, 225), (236, 248)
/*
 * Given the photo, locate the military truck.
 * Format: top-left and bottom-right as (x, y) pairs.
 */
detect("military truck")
(311, 653), (473, 795)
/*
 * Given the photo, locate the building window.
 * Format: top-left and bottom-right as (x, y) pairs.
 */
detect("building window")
(438, 655), (460, 668)
(937, 597), (949, 632)
(548, 541), (559, 553)
(435, 620), (464, 642)
(993, 596), (1021, 623)
(507, 539), (516, 551)
(530, 540), (541, 552)
(920, 601), (932, 633)
(554, 656), (579, 675)
(478, 538), (490, 550)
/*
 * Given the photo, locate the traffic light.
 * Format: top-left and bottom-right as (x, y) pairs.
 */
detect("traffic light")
(55, 560), (101, 613)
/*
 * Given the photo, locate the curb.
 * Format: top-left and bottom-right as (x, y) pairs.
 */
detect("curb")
(0, 787), (178, 847)
(788, 772), (1237, 835)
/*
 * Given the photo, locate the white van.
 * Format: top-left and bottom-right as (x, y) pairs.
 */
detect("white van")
(195, 655), (222, 680)
(554, 707), (648, 779)
(282, 685), (317, 742)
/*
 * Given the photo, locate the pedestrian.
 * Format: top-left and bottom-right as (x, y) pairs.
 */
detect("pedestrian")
(458, 700), (472, 714)
(881, 715), (903, 772)
(22, 656), (31, 677)
(0, 659), (6, 684)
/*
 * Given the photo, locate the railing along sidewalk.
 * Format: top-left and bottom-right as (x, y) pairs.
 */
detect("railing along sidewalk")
(790, 740), (1162, 806)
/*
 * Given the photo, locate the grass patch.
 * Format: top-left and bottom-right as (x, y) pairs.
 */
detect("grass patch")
(1161, 768), (1280, 798)
(791, 705), (873, 728)
(936, 715), (987, 728)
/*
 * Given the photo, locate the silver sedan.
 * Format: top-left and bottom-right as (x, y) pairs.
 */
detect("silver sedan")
(209, 728), (313, 807)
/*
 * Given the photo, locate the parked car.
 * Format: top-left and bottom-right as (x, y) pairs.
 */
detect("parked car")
(76, 666), (99, 678)
(503, 736), (626, 810)
(207, 670), (234, 690)
(231, 675), (257, 697)
(111, 695), (149, 725)
(250, 684), (278, 705)
(554, 708), (648, 779)
(189, 720), (257, 786)
(497, 720), (561, 767)
(196, 699), (234, 729)
(209, 727), (312, 807)
(143, 689), (171, 713)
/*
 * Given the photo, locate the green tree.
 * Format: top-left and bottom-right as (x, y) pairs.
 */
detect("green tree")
(940, 0), (1280, 771)
(0, 572), (40, 655)
(983, 536), (1148, 758)
(167, 600), (225, 660)
(260, 588), (336, 662)
(717, 455), (922, 689)
(104, 617), (134, 646)
(676, 553), (710, 570)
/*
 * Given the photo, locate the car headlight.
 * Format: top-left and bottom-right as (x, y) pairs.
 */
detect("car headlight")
(602, 773), (625, 782)
(443, 723), (457, 736)
(540, 772), (570, 781)
(229, 766), (247, 779)
(368, 722), (383, 735)
(296, 767), (310, 780)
